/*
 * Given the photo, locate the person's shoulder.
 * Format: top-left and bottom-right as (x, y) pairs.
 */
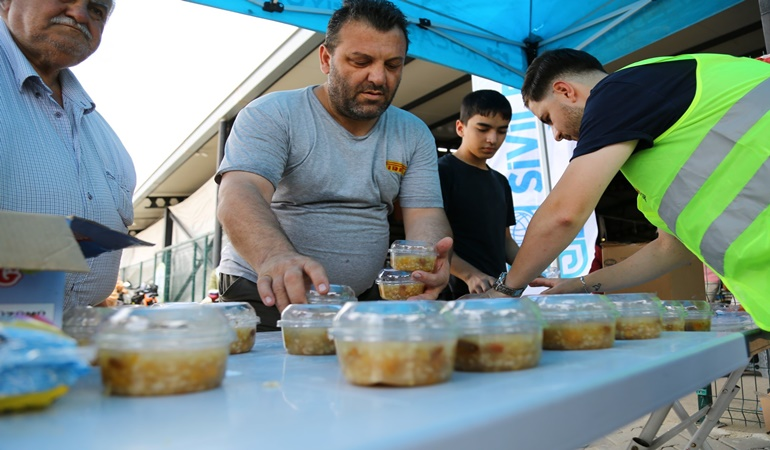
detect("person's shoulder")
(245, 86), (312, 109)
(437, 153), (456, 169)
(384, 105), (430, 127)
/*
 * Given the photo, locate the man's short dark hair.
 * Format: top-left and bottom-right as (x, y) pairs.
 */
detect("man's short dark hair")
(325, 0), (409, 53)
(521, 49), (606, 105)
(459, 90), (512, 124)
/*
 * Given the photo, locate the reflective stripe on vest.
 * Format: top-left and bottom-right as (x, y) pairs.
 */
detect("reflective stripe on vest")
(657, 77), (770, 273)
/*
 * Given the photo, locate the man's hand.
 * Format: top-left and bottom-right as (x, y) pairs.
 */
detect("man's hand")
(256, 253), (329, 313)
(409, 236), (453, 299)
(464, 272), (497, 294)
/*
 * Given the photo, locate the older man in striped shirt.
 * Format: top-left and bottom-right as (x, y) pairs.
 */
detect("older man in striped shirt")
(0, 0), (136, 310)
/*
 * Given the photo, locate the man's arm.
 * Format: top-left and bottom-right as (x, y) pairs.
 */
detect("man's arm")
(217, 171), (329, 311)
(532, 231), (696, 294)
(504, 228), (520, 265)
(500, 141), (637, 292)
(450, 254), (496, 294)
(400, 206), (453, 299)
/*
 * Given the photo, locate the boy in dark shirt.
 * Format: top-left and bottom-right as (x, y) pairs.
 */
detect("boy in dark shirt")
(438, 90), (519, 298)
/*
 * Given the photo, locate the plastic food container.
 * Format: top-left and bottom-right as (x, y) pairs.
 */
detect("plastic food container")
(306, 284), (358, 304)
(376, 268), (425, 300)
(388, 240), (437, 272)
(673, 300), (713, 331)
(277, 304), (341, 355)
(328, 301), (457, 386)
(527, 294), (618, 350)
(660, 301), (687, 331)
(203, 302), (260, 354)
(607, 293), (664, 340)
(94, 304), (234, 396)
(62, 305), (121, 346)
(444, 298), (543, 372)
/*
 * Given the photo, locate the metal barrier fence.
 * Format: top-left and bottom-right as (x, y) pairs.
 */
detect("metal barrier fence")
(704, 350), (770, 428)
(119, 233), (216, 304)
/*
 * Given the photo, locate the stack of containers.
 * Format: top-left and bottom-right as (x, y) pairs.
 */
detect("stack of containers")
(328, 301), (457, 386)
(607, 293), (665, 340)
(527, 294), (618, 350)
(377, 240), (437, 300)
(278, 285), (357, 355)
(94, 304), (234, 396)
(444, 298), (543, 372)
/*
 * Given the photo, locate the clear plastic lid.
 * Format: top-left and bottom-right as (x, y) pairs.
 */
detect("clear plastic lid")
(389, 240), (435, 254)
(661, 300), (687, 319)
(443, 298), (543, 334)
(94, 304), (234, 350)
(606, 293), (665, 318)
(306, 284), (358, 304)
(277, 304), (342, 328)
(668, 300), (713, 319)
(62, 305), (121, 344)
(375, 268), (417, 285)
(525, 293), (618, 323)
(203, 302), (260, 327)
(328, 300), (456, 341)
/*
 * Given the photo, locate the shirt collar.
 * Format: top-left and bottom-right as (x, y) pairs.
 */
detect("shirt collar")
(0, 20), (96, 114)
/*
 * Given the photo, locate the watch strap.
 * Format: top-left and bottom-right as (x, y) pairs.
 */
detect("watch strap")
(492, 272), (526, 297)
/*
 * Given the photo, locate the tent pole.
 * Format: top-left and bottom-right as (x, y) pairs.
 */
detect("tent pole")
(760, 0), (770, 54)
(212, 118), (229, 270)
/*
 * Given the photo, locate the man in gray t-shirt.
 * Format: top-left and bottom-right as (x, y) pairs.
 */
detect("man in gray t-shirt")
(216, 0), (453, 331)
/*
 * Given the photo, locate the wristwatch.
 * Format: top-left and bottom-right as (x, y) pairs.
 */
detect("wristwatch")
(492, 272), (526, 297)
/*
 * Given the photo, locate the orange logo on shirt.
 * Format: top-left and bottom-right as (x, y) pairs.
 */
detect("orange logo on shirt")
(386, 160), (407, 176)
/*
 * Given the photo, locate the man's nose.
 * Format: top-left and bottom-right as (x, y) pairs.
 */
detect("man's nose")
(552, 127), (564, 141)
(65, 0), (92, 23)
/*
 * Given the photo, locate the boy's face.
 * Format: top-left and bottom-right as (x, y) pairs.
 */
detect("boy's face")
(456, 113), (510, 160)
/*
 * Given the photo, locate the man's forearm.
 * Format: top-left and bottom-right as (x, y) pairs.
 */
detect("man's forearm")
(217, 176), (296, 272)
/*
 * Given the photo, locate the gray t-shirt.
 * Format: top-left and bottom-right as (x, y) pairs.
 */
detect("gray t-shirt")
(216, 86), (442, 294)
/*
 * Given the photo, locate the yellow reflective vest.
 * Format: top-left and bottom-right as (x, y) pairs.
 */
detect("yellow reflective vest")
(620, 54), (770, 329)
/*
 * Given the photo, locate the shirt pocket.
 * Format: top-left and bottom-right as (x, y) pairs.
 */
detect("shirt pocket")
(105, 170), (134, 228)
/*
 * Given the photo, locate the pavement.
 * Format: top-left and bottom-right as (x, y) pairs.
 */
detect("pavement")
(579, 373), (770, 450)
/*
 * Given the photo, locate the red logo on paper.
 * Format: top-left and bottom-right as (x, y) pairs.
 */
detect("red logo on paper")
(0, 268), (23, 287)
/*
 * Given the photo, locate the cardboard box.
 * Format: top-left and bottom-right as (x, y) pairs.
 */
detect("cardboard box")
(0, 211), (152, 327)
(601, 242), (706, 301)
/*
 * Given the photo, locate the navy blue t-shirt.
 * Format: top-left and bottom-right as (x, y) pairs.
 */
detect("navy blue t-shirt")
(572, 59), (697, 159)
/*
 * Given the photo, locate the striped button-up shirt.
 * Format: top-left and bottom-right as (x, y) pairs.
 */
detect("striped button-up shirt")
(0, 21), (136, 310)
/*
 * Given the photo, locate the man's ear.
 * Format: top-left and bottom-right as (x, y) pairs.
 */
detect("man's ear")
(319, 45), (332, 75)
(455, 119), (465, 138)
(552, 80), (577, 102)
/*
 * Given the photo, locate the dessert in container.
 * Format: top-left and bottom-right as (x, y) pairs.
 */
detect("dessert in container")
(527, 294), (618, 350)
(444, 298), (543, 372)
(328, 301), (457, 386)
(669, 300), (713, 331)
(376, 268), (425, 300)
(93, 304), (234, 396)
(661, 301), (687, 331)
(388, 240), (437, 272)
(306, 284), (358, 304)
(203, 302), (260, 354)
(62, 305), (121, 346)
(607, 293), (664, 340)
(277, 304), (341, 355)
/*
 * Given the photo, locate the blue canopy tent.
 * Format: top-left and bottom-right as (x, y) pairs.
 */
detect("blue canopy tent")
(184, 0), (743, 89)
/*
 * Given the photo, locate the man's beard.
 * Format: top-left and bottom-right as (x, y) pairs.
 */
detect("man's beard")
(326, 65), (399, 121)
(560, 103), (584, 141)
